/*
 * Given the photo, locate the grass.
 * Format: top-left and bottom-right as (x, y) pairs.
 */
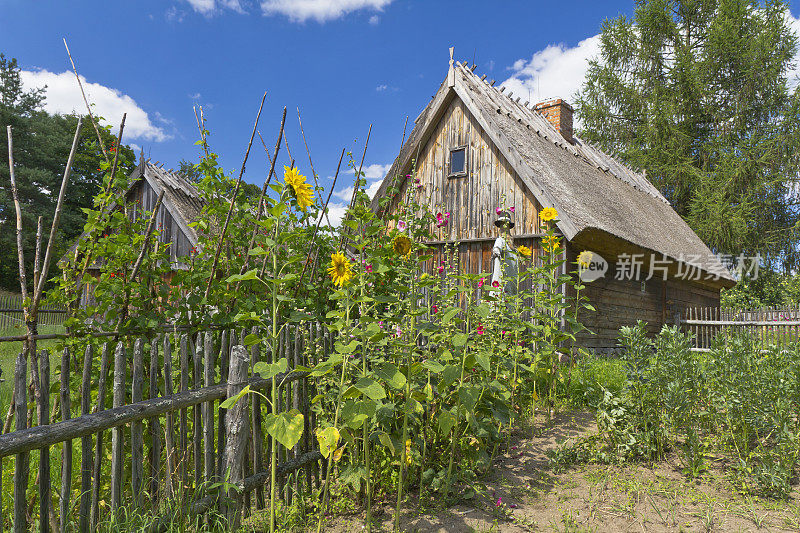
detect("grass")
(0, 325), (65, 423)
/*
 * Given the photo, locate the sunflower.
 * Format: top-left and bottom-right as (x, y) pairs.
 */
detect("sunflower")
(577, 250), (593, 268)
(517, 245), (532, 258)
(542, 235), (561, 252)
(539, 207), (558, 222)
(284, 165), (315, 212)
(327, 251), (353, 287)
(392, 235), (412, 256)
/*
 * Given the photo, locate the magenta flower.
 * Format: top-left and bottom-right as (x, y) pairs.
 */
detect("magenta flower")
(492, 280), (500, 288)
(365, 264), (373, 273)
(495, 207), (502, 215)
(438, 265), (444, 273)
(398, 220), (406, 231)
(477, 324), (485, 335)
(432, 304), (439, 314)
(509, 206), (515, 213)
(478, 277), (486, 288)
(495, 497), (502, 507)
(435, 212), (451, 228)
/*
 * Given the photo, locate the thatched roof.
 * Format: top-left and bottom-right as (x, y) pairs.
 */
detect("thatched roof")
(370, 59), (735, 286)
(60, 159), (204, 266)
(138, 161), (204, 245)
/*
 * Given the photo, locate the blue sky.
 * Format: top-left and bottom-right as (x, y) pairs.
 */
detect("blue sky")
(1, 0), (799, 222)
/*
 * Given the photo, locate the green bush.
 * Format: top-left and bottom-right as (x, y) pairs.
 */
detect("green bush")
(564, 353), (627, 408)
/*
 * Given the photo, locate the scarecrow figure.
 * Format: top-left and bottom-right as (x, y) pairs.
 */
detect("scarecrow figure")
(491, 210), (518, 295)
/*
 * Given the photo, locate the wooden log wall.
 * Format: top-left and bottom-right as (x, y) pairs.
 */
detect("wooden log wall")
(0, 323), (329, 531)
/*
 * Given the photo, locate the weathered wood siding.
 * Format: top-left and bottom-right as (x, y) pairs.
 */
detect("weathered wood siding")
(127, 180), (193, 265)
(389, 97), (543, 240)
(566, 243), (721, 351)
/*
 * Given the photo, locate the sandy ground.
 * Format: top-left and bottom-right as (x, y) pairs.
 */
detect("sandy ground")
(324, 410), (800, 532)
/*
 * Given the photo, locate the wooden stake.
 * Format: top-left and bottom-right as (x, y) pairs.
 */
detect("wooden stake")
(222, 345), (250, 527)
(241, 107), (286, 274)
(33, 118), (83, 313)
(7, 126), (29, 303)
(90, 343), (110, 530)
(59, 346), (73, 533)
(204, 92), (267, 301)
(110, 342), (126, 510)
(131, 339), (145, 505)
(79, 345), (93, 533)
(13, 348), (29, 533)
(63, 38), (109, 163)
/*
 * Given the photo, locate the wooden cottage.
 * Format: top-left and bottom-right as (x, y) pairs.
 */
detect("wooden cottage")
(370, 53), (736, 352)
(63, 157), (203, 305)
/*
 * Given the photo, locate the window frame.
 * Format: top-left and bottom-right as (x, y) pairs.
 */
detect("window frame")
(447, 145), (468, 178)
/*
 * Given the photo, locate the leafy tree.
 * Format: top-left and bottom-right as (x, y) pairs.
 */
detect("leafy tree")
(576, 0), (800, 271)
(0, 53), (135, 292)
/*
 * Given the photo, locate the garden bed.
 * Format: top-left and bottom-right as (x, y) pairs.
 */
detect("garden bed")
(311, 410), (799, 532)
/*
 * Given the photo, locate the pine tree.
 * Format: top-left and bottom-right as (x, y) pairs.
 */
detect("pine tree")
(576, 0), (800, 270)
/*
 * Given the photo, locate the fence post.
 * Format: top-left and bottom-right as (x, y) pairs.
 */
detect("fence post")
(222, 345), (249, 528)
(13, 348), (28, 533)
(674, 311), (682, 329)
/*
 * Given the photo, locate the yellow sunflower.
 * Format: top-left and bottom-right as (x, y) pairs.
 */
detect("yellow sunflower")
(577, 250), (593, 268)
(517, 245), (532, 258)
(283, 165), (315, 212)
(539, 207), (558, 222)
(327, 251), (353, 287)
(542, 235), (561, 252)
(392, 235), (412, 256)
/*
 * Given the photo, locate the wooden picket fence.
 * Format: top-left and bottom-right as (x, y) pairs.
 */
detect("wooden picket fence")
(681, 306), (800, 351)
(0, 322), (329, 532)
(0, 294), (66, 330)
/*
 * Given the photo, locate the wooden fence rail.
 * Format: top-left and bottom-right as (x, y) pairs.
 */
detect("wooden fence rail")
(0, 322), (329, 532)
(682, 306), (800, 351)
(0, 294), (66, 330)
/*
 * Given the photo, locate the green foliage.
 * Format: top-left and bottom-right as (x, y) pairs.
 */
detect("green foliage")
(551, 322), (800, 499)
(721, 268), (800, 309)
(576, 0), (800, 269)
(0, 53), (136, 291)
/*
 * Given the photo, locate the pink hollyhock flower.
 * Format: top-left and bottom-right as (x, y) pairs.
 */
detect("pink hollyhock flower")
(432, 304), (439, 314)
(495, 207), (502, 215)
(496, 497), (502, 507)
(477, 324), (485, 335)
(365, 264), (373, 273)
(478, 277), (486, 288)
(492, 280), (500, 288)
(398, 220), (406, 231)
(438, 265), (444, 273)
(509, 206), (515, 213)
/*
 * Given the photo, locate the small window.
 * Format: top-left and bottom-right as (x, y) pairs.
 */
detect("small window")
(448, 146), (467, 177)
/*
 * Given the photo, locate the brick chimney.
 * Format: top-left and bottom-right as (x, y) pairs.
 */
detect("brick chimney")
(534, 98), (574, 143)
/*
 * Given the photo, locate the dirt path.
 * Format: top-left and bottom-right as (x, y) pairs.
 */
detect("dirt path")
(328, 410), (800, 532)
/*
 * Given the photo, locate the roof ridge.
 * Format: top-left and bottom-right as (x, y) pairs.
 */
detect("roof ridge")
(455, 63), (670, 205)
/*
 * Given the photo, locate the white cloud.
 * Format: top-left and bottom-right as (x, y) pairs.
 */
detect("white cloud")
(331, 162), (391, 204)
(500, 34), (601, 107)
(260, 0), (392, 23)
(323, 202), (348, 226)
(368, 14), (379, 25)
(787, 12), (800, 88)
(20, 69), (170, 142)
(182, 0), (244, 15)
(376, 84), (388, 92)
